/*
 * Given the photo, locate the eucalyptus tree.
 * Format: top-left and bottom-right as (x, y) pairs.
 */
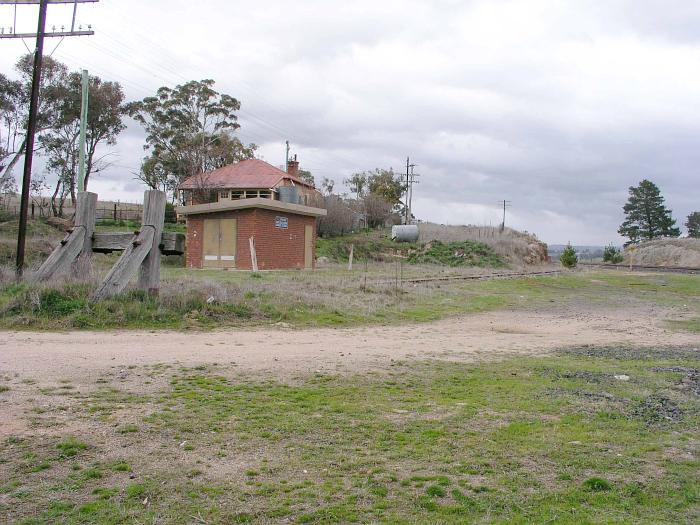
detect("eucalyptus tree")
(127, 79), (256, 201)
(0, 54), (67, 192)
(40, 72), (126, 213)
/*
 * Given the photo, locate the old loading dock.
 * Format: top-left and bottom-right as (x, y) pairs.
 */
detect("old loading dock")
(176, 198), (326, 270)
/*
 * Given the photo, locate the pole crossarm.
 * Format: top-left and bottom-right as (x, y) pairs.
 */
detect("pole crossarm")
(0, 1), (98, 5)
(0, 30), (93, 37)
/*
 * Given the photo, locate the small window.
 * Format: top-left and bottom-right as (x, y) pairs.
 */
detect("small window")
(259, 190), (271, 199)
(219, 190), (230, 201)
(231, 190), (244, 200)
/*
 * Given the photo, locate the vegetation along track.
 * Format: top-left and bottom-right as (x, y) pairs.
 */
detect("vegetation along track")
(580, 262), (700, 274)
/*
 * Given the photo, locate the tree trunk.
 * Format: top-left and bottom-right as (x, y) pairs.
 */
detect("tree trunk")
(0, 140), (27, 188)
(51, 179), (61, 217)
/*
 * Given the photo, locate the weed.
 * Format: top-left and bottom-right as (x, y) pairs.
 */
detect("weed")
(426, 485), (446, 497)
(583, 477), (613, 491)
(56, 437), (88, 458)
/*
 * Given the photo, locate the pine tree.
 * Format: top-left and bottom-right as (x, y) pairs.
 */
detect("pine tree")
(618, 180), (680, 245)
(686, 211), (700, 238)
(559, 243), (578, 268)
(603, 244), (623, 264)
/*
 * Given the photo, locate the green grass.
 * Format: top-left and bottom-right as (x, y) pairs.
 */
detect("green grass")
(95, 219), (184, 234)
(408, 239), (505, 267)
(1, 271), (699, 331)
(2, 346), (698, 523)
(667, 318), (700, 333)
(316, 229), (420, 262)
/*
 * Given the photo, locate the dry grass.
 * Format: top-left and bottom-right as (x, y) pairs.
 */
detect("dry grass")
(626, 238), (700, 267)
(418, 223), (548, 266)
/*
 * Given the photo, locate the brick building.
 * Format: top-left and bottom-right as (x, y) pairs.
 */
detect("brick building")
(176, 158), (326, 270)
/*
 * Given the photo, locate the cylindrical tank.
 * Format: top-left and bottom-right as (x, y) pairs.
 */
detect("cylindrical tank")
(391, 224), (419, 242)
(278, 186), (299, 204)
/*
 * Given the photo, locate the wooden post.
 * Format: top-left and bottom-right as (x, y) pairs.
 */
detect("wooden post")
(75, 191), (97, 261)
(249, 236), (258, 272)
(92, 190), (165, 301)
(137, 191), (166, 296)
(113, 202), (117, 221)
(32, 191), (96, 282)
(347, 243), (354, 271)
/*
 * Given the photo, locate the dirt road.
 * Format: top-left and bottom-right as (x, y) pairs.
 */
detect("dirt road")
(2, 305), (697, 383)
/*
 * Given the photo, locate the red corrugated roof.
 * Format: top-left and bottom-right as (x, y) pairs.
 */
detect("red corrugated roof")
(178, 159), (314, 190)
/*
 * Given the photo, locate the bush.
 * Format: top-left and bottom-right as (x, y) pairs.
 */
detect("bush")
(559, 244), (578, 268)
(603, 244), (623, 264)
(408, 240), (505, 267)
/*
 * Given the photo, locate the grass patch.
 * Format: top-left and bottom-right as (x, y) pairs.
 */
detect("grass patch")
(2, 347), (699, 522)
(583, 477), (613, 491)
(408, 240), (505, 267)
(2, 270), (699, 331)
(56, 437), (88, 459)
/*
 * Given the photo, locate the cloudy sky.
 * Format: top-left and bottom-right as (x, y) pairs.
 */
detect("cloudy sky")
(1, 0), (698, 244)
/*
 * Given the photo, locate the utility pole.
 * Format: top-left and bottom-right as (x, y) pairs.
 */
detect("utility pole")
(77, 69), (89, 192)
(1, 0), (98, 276)
(500, 200), (511, 232)
(404, 157), (416, 224)
(408, 163), (419, 224)
(285, 140), (290, 172)
(405, 157), (409, 224)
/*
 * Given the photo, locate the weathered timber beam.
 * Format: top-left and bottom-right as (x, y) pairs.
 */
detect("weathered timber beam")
(137, 191), (166, 296)
(32, 192), (97, 282)
(92, 231), (184, 255)
(91, 228), (155, 301)
(91, 190), (167, 301)
(31, 228), (85, 282)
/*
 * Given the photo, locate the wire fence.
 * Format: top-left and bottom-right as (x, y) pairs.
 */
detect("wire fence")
(0, 195), (145, 222)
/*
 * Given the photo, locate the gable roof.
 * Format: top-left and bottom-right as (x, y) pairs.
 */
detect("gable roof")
(178, 159), (315, 190)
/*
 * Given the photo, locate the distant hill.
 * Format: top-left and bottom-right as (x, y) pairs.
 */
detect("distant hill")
(548, 244), (606, 260)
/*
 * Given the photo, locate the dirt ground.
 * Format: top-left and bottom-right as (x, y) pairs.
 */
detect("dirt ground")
(1, 302), (699, 523)
(2, 304), (697, 407)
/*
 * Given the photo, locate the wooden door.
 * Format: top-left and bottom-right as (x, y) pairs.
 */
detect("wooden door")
(304, 224), (313, 269)
(202, 218), (237, 268)
(203, 219), (220, 268)
(219, 218), (237, 268)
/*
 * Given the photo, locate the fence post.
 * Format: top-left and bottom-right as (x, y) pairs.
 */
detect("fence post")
(137, 191), (166, 296)
(113, 203), (117, 221)
(75, 192), (97, 264)
(249, 236), (258, 272)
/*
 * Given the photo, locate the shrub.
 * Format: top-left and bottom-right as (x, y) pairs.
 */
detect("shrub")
(408, 240), (504, 267)
(603, 244), (623, 264)
(559, 243), (578, 268)
(583, 477), (612, 491)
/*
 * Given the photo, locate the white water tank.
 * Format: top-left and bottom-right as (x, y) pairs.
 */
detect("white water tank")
(391, 224), (419, 242)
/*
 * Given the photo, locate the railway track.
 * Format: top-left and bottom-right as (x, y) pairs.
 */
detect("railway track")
(580, 263), (700, 275)
(372, 262), (699, 287)
(374, 268), (563, 286)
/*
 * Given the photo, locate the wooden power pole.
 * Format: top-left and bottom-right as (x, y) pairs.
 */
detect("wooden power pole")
(0, 0), (98, 276)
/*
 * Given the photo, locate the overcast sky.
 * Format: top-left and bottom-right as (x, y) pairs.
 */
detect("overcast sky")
(1, 0), (698, 244)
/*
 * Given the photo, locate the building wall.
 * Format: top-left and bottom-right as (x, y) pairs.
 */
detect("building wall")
(185, 208), (316, 270)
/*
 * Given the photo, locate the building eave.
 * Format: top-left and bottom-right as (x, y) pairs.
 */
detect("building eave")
(175, 198), (327, 217)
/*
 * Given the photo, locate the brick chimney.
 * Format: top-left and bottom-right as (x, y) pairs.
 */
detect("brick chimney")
(287, 154), (299, 178)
